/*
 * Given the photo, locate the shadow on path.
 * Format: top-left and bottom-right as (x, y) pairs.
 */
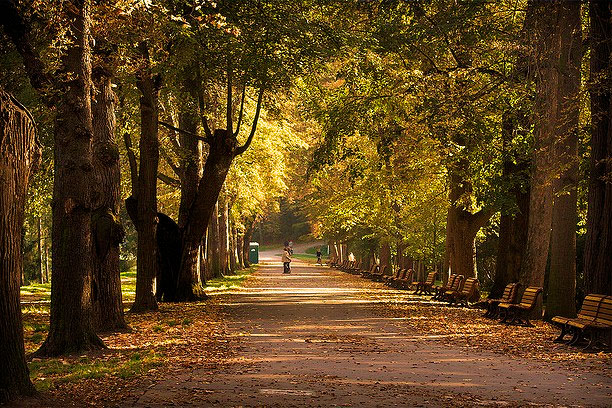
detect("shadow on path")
(136, 260), (611, 407)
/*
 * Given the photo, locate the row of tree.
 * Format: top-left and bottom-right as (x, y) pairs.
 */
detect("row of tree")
(0, 0), (340, 402)
(302, 1), (610, 315)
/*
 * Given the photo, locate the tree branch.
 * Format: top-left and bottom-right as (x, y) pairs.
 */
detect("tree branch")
(158, 172), (181, 188)
(158, 120), (209, 143)
(226, 62), (233, 134)
(159, 147), (182, 179)
(123, 132), (139, 197)
(0, 0), (52, 100)
(234, 86), (265, 157)
(194, 65), (213, 139)
(233, 82), (247, 137)
(470, 208), (494, 234)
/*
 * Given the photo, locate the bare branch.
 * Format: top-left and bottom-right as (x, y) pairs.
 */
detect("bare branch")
(233, 82), (247, 137)
(234, 86), (264, 157)
(158, 120), (209, 143)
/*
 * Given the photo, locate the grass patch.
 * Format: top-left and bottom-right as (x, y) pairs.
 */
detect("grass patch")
(292, 253), (317, 262)
(29, 350), (163, 391)
(204, 266), (256, 292)
(305, 245), (328, 256)
(20, 283), (52, 299)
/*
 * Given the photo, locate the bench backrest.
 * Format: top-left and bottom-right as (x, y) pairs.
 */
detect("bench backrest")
(508, 282), (521, 303)
(425, 272), (436, 285)
(461, 278), (479, 296)
(499, 283), (514, 301)
(446, 274), (457, 288)
(595, 296), (612, 325)
(577, 294), (606, 321)
(518, 286), (542, 309)
(450, 275), (464, 291)
(403, 269), (414, 282)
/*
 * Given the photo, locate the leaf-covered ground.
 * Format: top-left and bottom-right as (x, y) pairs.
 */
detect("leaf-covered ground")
(14, 259), (611, 407)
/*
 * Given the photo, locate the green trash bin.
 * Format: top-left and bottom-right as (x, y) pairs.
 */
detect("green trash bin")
(249, 242), (259, 264)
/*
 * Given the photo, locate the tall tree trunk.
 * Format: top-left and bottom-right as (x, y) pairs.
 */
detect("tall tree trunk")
(37, 217), (43, 283)
(490, 115), (530, 299)
(243, 218), (255, 268)
(545, 1), (581, 319)
(380, 242), (391, 275)
(521, 2), (563, 306)
(207, 202), (221, 278)
(130, 53), (161, 313)
(219, 193), (230, 275)
(229, 224), (238, 272)
(237, 227), (244, 269)
(583, 1), (612, 296)
(445, 170), (492, 279)
(0, 90), (39, 403)
(91, 68), (127, 331)
(177, 112), (202, 230)
(38, 0), (105, 355)
(176, 127), (238, 300)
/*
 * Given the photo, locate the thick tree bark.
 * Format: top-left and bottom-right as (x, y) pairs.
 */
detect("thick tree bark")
(445, 170), (493, 279)
(545, 1), (581, 319)
(490, 116), (530, 299)
(521, 1), (562, 299)
(583, 0), (612, 296)
(91, 69), (127, 331)
(174, 79), (264, 300)
(38, 0), (105, 355)
(177, 112), (202, 229)
(0, 90), (39, 403)
(130, 58), (161, 313)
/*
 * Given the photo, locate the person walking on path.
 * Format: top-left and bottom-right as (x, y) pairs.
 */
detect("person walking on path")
(316, 248), (322, 264)
(282, 245), (292, 274)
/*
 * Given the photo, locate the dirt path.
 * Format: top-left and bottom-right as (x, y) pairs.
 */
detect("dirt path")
(135, 258), (611, 407)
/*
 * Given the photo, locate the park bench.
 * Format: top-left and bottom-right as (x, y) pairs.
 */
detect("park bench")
(340, 260), (354, 272)
(329, 256), (338, 267)
(432, 274), (457, 300)
(414, 272), (437, 295)
(484, 282), (521, 318)
(564, 296), (612, 350)
(337, 259), (349, 270)
(440, 274), (464, 301)
(447, 277), (479, 307)
(361, 264), (379, 279)
(384, 268), (404, 286)
(349, 261), (362, 274)
(498, 286), (542, 327)
(369, 264), (388, 282)
(395, 268), (415, 290)
(551, 294), (605, 344)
